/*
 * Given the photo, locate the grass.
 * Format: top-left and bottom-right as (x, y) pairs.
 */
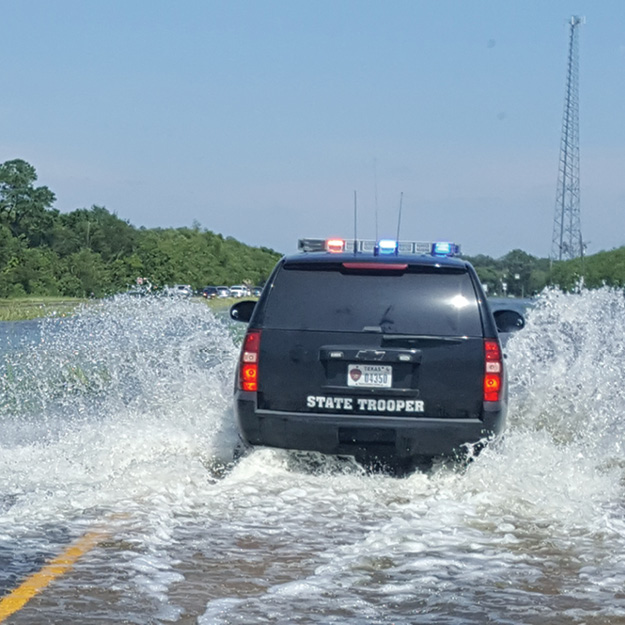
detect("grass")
(202, 296), (242, 311)
(0, 298), (87, 321)
(0, 295), (252, 321)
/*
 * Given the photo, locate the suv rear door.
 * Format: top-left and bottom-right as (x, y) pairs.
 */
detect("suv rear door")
(253, 260), (489, 420)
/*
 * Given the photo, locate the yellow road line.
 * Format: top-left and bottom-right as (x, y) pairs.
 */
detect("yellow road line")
(0, 529), (107, 622)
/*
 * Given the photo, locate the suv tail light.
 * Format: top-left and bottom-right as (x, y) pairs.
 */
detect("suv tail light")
(239, 330), (261, 392)
(483, 339), (502, 402)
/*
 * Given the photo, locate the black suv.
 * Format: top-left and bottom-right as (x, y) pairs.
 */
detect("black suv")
(202, 286), (219, 299)
(230, 238), (524, 466)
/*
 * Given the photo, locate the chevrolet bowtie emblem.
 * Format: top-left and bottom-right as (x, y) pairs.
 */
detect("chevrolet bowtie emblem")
(356, 350), (385, 361)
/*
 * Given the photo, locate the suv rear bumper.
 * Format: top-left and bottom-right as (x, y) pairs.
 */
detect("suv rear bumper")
(235, 398), (506, 460)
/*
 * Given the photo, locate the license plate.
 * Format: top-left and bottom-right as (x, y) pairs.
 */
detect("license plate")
(347, 364), (392, 388)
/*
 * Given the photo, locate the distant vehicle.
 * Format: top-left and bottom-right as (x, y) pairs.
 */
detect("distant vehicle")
(202, 286), (218, 299)
(229, 285), (248, 298)
(217, 286), (231, 298)
(251, 287), (263, 297)
(125, 288), (149, 297)
(164, 284), (193, 297)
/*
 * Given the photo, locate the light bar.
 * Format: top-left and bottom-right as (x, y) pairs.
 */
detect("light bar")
(298, 238), (461, 257)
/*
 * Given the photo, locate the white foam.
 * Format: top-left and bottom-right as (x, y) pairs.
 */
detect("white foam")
(0, 289), (624, 622)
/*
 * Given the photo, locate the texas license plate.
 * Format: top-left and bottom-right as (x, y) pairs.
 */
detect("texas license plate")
(347, 364), (392, 388)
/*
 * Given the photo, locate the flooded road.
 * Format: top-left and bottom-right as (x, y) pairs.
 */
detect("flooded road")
(1, 291), (624, 624)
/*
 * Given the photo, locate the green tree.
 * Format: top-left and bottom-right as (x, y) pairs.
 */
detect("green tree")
(0, 224), (27, 297)
(501, 249), (535, 297)
(550, 247), (625, 291)
(56, 206), (136, 261)
(474, 265), (502, 296)
(60, 249), (110, 297)
(0, 159), (57, 246)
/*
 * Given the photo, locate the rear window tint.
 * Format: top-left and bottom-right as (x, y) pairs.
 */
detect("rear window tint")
(262, 264), (483, 336)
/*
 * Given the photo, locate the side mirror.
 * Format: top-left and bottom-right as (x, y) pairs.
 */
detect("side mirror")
(230, 300), (256, 323)
(493, 309), (525, 334)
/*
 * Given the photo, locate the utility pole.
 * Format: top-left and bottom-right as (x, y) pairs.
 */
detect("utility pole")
(551, 16), (584, 262)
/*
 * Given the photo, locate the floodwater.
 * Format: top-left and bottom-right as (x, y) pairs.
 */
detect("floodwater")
(0, 290), (624, 624)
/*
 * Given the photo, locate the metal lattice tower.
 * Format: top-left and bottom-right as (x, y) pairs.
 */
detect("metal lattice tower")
(551, 16), (584, 262)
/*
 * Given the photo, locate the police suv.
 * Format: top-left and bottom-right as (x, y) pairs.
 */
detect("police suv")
(230, 237), (524, 466)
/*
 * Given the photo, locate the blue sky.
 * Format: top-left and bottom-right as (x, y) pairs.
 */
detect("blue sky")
(2, 1), (624, 258)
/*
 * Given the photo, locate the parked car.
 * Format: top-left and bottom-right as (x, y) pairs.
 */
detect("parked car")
(164, 284), (193, 297)
(229, 285), (248, 298)
(202, 286), (219, 299)
(217, 286), (231, 298)
(229, 237), (525, 468)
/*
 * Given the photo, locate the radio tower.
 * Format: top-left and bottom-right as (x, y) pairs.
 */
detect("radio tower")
(551, 16), (584, 262)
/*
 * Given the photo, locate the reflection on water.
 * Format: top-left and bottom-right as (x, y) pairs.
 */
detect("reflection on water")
(0, 289), (624, 624)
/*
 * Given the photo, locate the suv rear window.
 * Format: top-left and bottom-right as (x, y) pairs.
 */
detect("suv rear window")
(262, 264), (483, 336)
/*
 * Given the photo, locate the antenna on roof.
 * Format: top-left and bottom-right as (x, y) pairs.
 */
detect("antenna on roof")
(353, 190), (358, 255)
(395, 192), (404, 252)
(373, 158), (379, 241)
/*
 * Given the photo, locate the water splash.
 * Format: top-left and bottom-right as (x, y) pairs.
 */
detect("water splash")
(1, 289), (625, 623)
(0, 296), (240, 520)
(507, 287), (625, 457)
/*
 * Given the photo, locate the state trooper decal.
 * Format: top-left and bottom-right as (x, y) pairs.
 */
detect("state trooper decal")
(306, 395), (425, 413)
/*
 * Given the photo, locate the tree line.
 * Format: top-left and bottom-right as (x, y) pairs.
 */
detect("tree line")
(1, 158), (623, 299)
(0, 159), (281, 298)
(466, 246), (625, 297)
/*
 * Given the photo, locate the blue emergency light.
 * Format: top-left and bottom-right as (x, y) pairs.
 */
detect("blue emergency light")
(431, 242), (460, 257)
(376, 239), (398, 255)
